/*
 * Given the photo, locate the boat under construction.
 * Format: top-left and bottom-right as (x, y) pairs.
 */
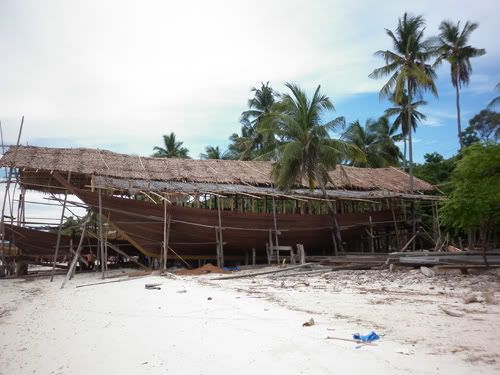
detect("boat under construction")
(0, 146), (441, 273)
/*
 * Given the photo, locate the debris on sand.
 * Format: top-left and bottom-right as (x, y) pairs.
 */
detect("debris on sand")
(463, 294), (480, 304)
(439, 305), (464, 317)
(482, 291), (498, 305)
(129, 270), (152, 277)
(420, 266), (435, 277)
(176, 263), (228, 276)
(145, 283), (161, 290)
(302, 318), (315, 327)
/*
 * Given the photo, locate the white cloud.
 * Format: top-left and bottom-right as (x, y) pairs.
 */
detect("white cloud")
(421, 117), (444, 127)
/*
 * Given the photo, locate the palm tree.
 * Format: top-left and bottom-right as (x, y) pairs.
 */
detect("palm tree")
(488, 82), (500, 109)
(240, 82), (279, 160)
(385, 92), (427, 166)
(342, 117), (401, 167)
(152, 132), (190, 158)
(271, 83), (364, 254)
(226, 121), (257, 160)
(200, 145), (230, 160)
(369, 12), (437, 192)
(436, 20), (486, 149)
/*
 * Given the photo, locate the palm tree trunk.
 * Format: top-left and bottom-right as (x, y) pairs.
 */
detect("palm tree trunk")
(407, 80), (416, 251)
(455, 82), (463, 149)
(403, 136), (407, 170)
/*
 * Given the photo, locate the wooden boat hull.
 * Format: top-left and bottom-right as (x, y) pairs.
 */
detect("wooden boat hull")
(74, 190), (396, 261)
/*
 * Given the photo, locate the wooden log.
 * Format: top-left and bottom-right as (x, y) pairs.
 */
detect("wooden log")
(76, 275), (151, 288)
(212, 263), (313, 280)
(61, 220), (89, 289)
(50, 171), (71, 282)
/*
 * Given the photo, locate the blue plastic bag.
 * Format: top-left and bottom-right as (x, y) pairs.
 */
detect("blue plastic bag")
(353, 331), (380, 343)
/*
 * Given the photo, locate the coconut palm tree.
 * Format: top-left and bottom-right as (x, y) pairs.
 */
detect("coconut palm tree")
(342, 117), (401, 167)
(152, 132), (190, 158)
(200, 145), (230, 160)
(384, 92), (427, 166)
(369, 12), (437, 192)
(488, 82), (500, 109)
(240, 82), (279, 160)
(271, 83), (364, 254)
(436, 20), (486, 149)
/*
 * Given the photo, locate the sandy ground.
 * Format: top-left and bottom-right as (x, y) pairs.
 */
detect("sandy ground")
(0, 267), (499, 374)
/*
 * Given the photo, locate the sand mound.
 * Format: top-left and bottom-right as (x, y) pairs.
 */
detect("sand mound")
(176, 263), (229, 276)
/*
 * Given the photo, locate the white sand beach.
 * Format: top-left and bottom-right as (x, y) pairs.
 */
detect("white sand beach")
(1, 268), (499, 375)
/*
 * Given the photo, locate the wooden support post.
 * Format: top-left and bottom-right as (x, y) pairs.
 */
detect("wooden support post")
(98, 187), (105, 279)
(216, 196), (224, 268)
(389, 199), (401, 250)
(50, 171), (71, 282)
(215, 227), (221, 267)
(267, 230), (272, 264)
(0, 118), (23, 265)
(245, 251), (248, 266)
(272, 196), (279, 264)
(297, 244), (306, 264)
(252, 248), (256, 266)
(162, 201), (170, 270)
(369, 215), (375, 253)
(61, 219), (89, 289)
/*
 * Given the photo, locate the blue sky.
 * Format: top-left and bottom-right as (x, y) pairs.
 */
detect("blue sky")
(0, 0), (498, 163)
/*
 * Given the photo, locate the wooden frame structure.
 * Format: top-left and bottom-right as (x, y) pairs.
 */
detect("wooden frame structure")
(0, 145), (442, 275)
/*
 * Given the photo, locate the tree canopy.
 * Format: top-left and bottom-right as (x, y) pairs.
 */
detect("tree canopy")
(152, 132), (190, 158)
(440, 143), (500, 244)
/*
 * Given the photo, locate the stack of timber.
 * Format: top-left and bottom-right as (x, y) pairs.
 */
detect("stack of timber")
(387, 251), (500, 268)
(312, 253), (389, 269)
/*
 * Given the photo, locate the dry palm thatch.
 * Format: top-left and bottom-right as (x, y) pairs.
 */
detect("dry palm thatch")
(0, 146), (435, 193)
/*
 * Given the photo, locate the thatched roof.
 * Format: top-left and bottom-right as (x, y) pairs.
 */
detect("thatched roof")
(0, 146), (435, 193)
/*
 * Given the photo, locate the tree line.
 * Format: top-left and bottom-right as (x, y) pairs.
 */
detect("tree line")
(153, 13), (498, 182)
(151, 12), (499, 250)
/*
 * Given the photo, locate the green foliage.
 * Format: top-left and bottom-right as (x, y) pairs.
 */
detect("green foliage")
(199, 145), (232, 160)
(369, 12), (438, 184)
(488, 82), (500, 109)
(341, 117), (401, 167)
(369, 13), (438, 102)
(436, 20), (486, 89)
(269, 83), (363, 190)
(414, 152), (457, 189)
(440, 143), (500, 235)
(461, 126), (480, 147)
(385, 92), (427, 137)
(236, 82), (280, 160)
(468, 109), (500, 142)
(152, 132), (190, 158)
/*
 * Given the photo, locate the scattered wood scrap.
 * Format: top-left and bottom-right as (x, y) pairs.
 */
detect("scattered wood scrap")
(439, 305), (465, 317)
(211, 263), (313, 280)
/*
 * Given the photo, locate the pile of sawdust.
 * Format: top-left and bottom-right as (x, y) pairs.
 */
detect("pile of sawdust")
(176, 263), (228, 276)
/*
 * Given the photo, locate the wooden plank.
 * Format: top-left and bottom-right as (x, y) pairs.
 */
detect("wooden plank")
(212, 263), (313, 280)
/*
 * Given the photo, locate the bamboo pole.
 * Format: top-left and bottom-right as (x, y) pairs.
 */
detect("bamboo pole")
(0, 117), (23, 260)
(60, 219), (89, 289)
(98, 187), (105, 279)
(389, 199), (401, 250)
(163, 203), (171, 269)
(216, 196), (224, 268)
(50, 171), (71, 282)
(272, 196), (279, 264)
(369, 215), (375, 253)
